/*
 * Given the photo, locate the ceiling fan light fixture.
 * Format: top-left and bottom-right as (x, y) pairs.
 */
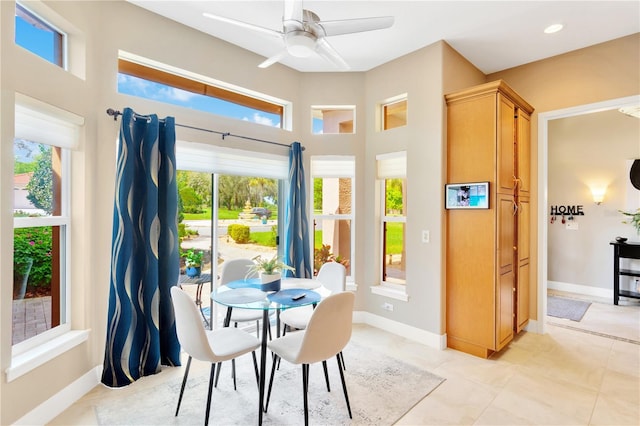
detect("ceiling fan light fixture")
(285, 31), (316, 57)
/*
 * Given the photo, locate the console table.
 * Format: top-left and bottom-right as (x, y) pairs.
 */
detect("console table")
(610, 241), (640, 305)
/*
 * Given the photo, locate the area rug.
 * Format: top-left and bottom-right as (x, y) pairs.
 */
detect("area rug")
(96, 341), (444, 425)
(547, 295), (591, 321)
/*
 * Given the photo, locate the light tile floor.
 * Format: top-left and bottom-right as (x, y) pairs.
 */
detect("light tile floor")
(50, 292), (639, 425)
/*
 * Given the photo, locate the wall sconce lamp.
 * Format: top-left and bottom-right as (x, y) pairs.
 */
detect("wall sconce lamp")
(591, 187), (606, 205)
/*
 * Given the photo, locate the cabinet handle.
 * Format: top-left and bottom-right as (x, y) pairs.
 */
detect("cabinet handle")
(513, 176), (521, 191)
(513, 202), (518, 215)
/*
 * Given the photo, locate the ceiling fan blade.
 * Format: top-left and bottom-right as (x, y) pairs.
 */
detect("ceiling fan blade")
(258, 50), (288, 68)
(315, 38), (350, 71)
(319, 16), (394, 37)
(203, 12), (282, 38)
(283, 0), (303, 22)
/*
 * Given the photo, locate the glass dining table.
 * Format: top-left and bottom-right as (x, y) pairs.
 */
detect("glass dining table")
(211, 278), (322, 425)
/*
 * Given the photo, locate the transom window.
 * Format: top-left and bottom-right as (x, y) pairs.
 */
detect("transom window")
(118, 56), (287, 129)
(311, 106), (355, 134)
(15, 3), (65, 67)
(380, 95), (407, 131)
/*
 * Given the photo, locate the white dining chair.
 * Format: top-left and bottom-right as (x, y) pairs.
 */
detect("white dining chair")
(265, 291), (355, 426)
(170, 286), (260, 425)
(220, 258), (274, 338)
(279, 262), (347, 381)
(217, 258), (274, 387)
(279, 262), (346, 331)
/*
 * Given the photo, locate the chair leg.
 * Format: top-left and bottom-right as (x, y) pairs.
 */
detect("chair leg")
(265, 354), (280, 413)
(214, 362), (222, 387)
(205, 363), (216, 426)
(336, 354), (352, 419)
(302, 364), (310, 426)
(232, 358), (237, 390)
(175, 356), (192, 416)
(322, 360), (331, 392)
(251, 351), (259, 386)
(339, 351), (346, 370)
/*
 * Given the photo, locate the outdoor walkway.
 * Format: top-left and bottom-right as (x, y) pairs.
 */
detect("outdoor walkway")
(12, 296), (51, 345)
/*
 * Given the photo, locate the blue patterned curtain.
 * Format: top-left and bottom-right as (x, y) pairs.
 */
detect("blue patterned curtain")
(102, 108), (181, 388)
(284, 142), (312, 278)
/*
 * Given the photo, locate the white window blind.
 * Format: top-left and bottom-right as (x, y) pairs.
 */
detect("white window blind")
(376, 151), (406, 178)
(311, 156), (355, 177)
(176, 141), (288, 179)
(14, 93), (83, 149)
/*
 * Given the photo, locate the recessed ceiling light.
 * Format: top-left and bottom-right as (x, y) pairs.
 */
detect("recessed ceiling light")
(544, 24), (564, 34)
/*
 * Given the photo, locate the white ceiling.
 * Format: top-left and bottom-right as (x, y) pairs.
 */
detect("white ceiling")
(128, 0), (640, 73)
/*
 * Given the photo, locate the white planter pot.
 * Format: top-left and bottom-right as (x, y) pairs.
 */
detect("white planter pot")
(260, 272), (281, 292)
(260, 272), (281, 283)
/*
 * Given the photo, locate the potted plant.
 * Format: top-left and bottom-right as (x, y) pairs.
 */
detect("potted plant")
(246, 254), (295, 291)
(620, 208), (640, 236)
(183, 249), (204, 277)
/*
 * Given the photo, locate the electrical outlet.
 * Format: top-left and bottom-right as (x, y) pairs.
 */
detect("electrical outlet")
(422, 230), (430, 243)
(382, 302), (394, 312)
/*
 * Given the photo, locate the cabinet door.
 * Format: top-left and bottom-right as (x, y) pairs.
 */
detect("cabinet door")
(497, 94), (516, 195)
(496, 194), (515, 350)
(516, 197), (530, 332)
(517, 109), (531, 197)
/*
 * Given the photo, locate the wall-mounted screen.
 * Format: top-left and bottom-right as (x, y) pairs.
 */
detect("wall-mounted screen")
(445, 182), (489, 209)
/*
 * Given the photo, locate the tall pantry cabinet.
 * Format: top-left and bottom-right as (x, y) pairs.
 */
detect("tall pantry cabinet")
(445, 80), (534, 358)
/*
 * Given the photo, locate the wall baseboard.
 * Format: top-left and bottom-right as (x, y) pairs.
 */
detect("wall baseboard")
(14, 366), (101, 425)
(547, 280), (612, 299)
(353, 310), (447, 350)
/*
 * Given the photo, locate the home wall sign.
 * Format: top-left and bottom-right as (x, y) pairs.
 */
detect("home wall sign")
(549, 205), (584, 216)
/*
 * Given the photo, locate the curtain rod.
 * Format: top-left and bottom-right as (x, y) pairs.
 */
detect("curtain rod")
(106, 108), (300, 150)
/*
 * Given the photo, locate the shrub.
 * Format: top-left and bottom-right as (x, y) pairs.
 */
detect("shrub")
(14, 227), (52, 288)
(228, 224), (250, 243)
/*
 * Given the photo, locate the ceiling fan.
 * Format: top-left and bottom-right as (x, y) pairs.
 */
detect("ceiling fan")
(203, 0), (394, 70)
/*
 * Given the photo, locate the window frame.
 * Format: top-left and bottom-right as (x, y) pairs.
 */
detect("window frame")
(15, 2), (66, 68)
(373, 152), (408, 301)
(378, 94), (408, 131)
(7, 96), (87, 382)
(310, 156), (356, 286)
(12, 144), (71, 356)
(311, 105), (356, 134)
(118, 53), (291, 130)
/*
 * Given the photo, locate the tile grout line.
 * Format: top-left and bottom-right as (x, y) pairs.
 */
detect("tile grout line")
(547, 321), (640, 345)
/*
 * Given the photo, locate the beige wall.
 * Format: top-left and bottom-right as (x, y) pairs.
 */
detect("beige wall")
(1, 0), (638, 422)
(548, 110), (639, 289)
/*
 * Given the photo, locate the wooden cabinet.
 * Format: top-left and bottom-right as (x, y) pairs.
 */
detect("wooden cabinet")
(445, 80), (534, 358)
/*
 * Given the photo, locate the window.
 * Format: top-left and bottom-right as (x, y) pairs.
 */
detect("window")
(15, 3), (65, 67)
(380, 95), (407, 130)
(311, 156), (355, 281)
(12, 95), (82, 354)
(311, 106), (355, 134)
(118, 54), (289, 129)
(376, 152), (406, 287)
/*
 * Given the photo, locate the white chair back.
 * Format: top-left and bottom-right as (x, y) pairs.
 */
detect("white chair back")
(316, 262), (346, 293)
(295, 291), (354, 365)
(220, 258), (255, 284)
(171, 286), (215, 361)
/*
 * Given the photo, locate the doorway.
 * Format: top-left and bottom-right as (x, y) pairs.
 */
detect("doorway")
(538, 94), (640, 335)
